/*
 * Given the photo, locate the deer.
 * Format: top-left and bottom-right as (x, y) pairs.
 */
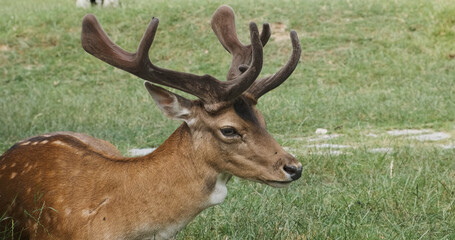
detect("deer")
(0, 5), (302, 240)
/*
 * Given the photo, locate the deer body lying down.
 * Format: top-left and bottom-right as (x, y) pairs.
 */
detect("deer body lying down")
(0, 5), (302, 240)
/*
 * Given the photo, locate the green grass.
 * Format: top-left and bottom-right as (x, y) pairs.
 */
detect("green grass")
(1, 0), (455, 239)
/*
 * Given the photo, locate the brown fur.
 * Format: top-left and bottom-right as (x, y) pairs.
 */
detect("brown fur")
(0, 125), (213, 239)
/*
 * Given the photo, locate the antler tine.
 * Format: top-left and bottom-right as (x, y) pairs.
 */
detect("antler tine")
(260, 23), (271, 47)
(211, 6), (271, 51)
(211, 5), (243, 55)
(211, 5), (270, 81)
(81, 14), (263, 110)
(246, 30), (301, 102)
(81, 14), (141, 73)
(223, 22), (263, 101)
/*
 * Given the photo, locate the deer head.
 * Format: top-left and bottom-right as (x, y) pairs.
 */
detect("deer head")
(81, 5), (302, 187)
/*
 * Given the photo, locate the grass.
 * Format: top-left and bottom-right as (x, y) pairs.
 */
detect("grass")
(1, 0), (455, 239)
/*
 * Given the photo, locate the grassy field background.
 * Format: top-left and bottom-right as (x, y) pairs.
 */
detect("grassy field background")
(1, 0), (455, 239)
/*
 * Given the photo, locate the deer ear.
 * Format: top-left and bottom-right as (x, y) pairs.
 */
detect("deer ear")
(144, 82), (193, 122)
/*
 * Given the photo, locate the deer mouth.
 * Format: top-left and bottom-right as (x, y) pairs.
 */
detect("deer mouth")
(264, 179), (293, 188)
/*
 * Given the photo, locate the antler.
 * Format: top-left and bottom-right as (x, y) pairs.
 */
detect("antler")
(211, 5), (301, 102)
(246, 30), (301, 101)
(211, 5), (271, 81)
(81, 14), (263, 110)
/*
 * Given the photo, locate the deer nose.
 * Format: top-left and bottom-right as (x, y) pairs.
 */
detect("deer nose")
(283, 164), (302, 180)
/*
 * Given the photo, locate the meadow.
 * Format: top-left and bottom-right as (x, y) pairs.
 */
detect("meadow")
(1, 0), (455, 239)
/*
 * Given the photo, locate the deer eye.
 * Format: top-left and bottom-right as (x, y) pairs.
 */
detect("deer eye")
(220, 127), (240, 137)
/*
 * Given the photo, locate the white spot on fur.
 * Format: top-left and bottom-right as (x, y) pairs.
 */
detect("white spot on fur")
(208, 173), (230, 206)
(81, 198), (109, 217)
(65, 208), (72, 216)
(81, 209), (90, 217)
(156, 221), (189, 240)
(40, 140), (49, 144)
(128, 148), (156, 157)
(32, 141), (38, 145)
(25, 164), (33, 173)
(10, 172), (17, 179)
(135, 220), (191, 240)
(10, 162), (16, 168)
(20, 141), (31, 146)
(52, 140), (68, 147)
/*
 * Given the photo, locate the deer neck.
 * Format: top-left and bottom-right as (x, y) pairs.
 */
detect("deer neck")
(99, 124), (231, 239)
(137, 123), (231, 208)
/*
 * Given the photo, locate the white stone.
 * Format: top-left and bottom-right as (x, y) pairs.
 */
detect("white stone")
(309, 150), (345, 156)
(386, 129), (432, 136)
(315, 128), (328, 135)
(368, 148), (393, 153)
(408, 132), (450, 141)
(439, 144), (455, 149)
(305, 144), (351, 149)
(307, 134), (340, 142)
